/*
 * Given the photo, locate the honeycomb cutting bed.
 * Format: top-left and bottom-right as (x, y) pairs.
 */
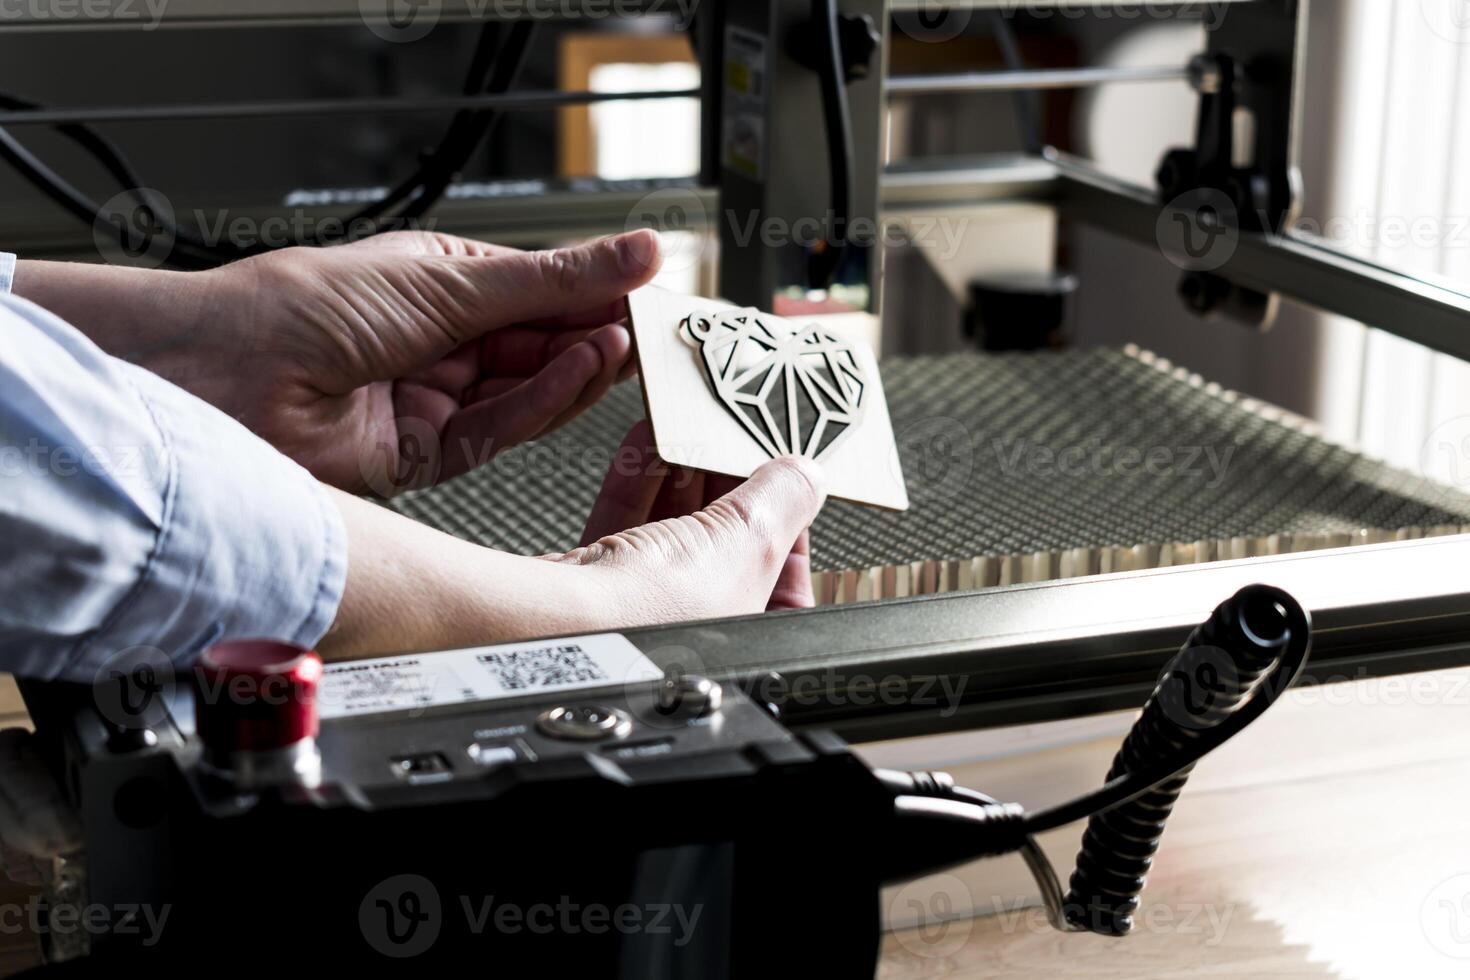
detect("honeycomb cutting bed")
(389, 347), (1470, 602)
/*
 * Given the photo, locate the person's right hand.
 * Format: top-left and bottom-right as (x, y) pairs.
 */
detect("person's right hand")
(319, 423), (826, 661)
(545, 422), (826, 617)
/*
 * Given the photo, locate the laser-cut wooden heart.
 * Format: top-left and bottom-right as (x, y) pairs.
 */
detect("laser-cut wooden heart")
(680, 307), (868, 462)
(627, 285), (908, 511)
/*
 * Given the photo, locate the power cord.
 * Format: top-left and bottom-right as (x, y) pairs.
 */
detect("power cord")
(806, 0), (854, 291)
(878, 585), (1312, 935)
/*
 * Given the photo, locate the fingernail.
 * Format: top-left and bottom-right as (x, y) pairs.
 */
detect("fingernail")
(618, 229), (659, 276)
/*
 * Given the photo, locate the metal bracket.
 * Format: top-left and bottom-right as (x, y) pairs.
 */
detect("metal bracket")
(1154, 0), (1306, 327)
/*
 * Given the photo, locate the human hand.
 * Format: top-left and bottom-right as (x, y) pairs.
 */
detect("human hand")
(0, 729), (81, 887)
(17, 230), (662, 495)
(550, 422), (825, 615)
(217, 230), (663, 494)
(318, 428), (824, 662)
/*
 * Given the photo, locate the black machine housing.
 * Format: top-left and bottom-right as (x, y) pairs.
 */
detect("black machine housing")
(20, 670), (898, 977)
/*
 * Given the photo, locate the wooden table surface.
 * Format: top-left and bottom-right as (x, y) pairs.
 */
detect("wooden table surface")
(878, 668), (1470, 979)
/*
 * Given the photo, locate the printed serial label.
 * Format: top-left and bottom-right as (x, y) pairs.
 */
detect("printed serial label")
(721, 26), (768, 180)
(319, 633), (662, 720)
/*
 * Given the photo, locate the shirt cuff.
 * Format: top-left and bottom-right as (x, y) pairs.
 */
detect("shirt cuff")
(0, 253), (15, 295)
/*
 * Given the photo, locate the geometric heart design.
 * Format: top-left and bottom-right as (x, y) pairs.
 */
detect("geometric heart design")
(680, 307), (867, 461)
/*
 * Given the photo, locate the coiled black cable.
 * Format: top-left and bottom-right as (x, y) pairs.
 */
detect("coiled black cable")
(878, 583), (1311, 941)
(1061, 585), (1304, 935)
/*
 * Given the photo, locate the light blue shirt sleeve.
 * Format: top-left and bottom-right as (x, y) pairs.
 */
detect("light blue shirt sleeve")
(0, 290), (347, 682)
(0, 253), (15, 295)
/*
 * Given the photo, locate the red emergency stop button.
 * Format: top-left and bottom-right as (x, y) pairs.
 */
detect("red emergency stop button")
(194, 640), (323, 755)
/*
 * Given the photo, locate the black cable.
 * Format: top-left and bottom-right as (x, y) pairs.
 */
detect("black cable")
(347, 18), (509, 227)
(1023, 588), (1310, 837)
(397, 19), (535, 222)
(878, 584), (1312, 936)
(0, 21), (530, 267)
(807, 0), (853, 291)
(986, 10), (1043, 156)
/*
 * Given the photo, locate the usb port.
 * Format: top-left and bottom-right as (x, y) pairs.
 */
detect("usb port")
(390, 752), (452, 779)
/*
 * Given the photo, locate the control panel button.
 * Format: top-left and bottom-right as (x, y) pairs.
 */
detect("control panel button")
(536, 704), (632, 741)
(194, 640), (322, 754)
(466, 742), (519, 767)
(655, 673), (723, 720)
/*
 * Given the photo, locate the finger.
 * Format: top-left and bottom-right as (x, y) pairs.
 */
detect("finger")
(649, 466), (706, 523)
(768, 529), (815, 610)
(580, 421), (666, 546)
(516, 301), (631, 333)
(433, 230), (661, 344)
(702, 456), (827, 576)
(0, 729), (81, 859)
(476, 322), (628, 389)
(437, 326), (629, 480)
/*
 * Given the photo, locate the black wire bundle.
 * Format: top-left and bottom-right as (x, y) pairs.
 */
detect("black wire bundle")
(0, 21), (535, 269)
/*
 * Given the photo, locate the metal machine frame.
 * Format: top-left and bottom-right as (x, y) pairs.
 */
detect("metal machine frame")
(8, 0), (1470, 740)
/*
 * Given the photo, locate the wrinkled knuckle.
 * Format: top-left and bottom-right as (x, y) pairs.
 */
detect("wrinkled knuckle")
(538, 247), (585, 296)
(555, 541), (610, 567)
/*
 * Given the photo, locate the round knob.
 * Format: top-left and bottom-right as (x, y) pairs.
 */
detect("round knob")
(194, 640), (323, 755)
(655, 673), (722, 719)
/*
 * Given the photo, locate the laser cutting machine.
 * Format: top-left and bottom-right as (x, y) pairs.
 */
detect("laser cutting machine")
(7, 1), (1470, 975)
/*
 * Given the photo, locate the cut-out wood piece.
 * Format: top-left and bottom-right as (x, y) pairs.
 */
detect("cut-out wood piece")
(628, 285), (908, 510)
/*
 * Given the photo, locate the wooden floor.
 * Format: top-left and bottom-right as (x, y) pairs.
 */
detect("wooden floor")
(878, 668), (1470, 979)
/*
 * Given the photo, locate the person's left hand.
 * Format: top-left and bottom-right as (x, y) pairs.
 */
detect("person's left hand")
(70, 229), (655, 495)
(199, 230), (662, 495)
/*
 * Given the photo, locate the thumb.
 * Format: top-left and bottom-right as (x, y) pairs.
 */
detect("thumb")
(436, 230), (662, 338)
(702, 456), (827, 575)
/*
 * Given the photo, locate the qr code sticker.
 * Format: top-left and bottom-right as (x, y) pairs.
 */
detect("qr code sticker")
(477, 644), (609, 692)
